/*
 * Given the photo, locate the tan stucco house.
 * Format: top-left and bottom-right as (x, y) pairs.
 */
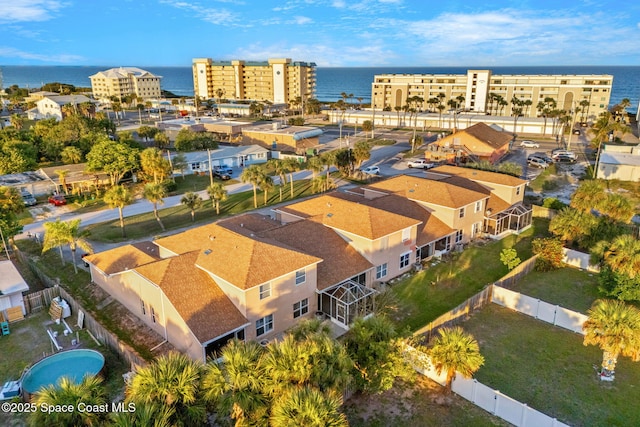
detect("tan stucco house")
(85, 168), (531, 361)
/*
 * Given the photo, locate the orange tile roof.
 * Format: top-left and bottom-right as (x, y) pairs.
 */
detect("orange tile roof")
(259, 220), (374, 290)
(333, 193), (455, 247)
(432, 165), (527, 187)
(218, 213), (281, 234)
(366, 175), (488, 209)
(453, 122), (513, 150)
(135, 252), (248, 344)
(278, 194), (422, 239)
(154, 223), (322, 290)
(84, 243), (160, 275)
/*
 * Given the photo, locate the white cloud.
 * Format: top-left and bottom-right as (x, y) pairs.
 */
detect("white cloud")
(293, 16), (312, 25)
(160, 0), (237, 25)
(0, 46), (83, 63)
(0, 0), (67, 23)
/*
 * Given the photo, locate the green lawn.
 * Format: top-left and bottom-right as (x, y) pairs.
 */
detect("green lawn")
(463, 304), (640, 427)
(511, 267), (601, 313)
(391, 218), (549, 331)
(84, 178), (317, 243)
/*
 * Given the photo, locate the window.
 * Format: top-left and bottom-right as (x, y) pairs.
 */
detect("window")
(293, 298), (309, 318)
(256, 314), (274, 336)
(459, 207), (465, 218)
(475, 201), (482, 213)
(376, 263), (388, 279)
(140, 299), (146, 315)
(455, 230), (463, 243)
(516, 186), (521, 195)
(402, 228), (411, 241)
(400, 252), (411, 269)
(472, 222), (479, 237)
(259, 283), (271, 300)
(295, 269), (306, 285)
(151, 307), (156, 323)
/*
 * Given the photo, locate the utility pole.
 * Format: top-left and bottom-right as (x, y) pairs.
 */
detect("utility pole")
(207, 149), (214, 187)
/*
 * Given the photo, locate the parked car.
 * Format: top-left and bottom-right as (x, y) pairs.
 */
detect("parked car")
(527, 157), (548, 169)
(554, 155), (576, 163)
(407, 159), (435, 169)
(48, 194), (67, 206)
(361, 166), (380, 175)
(520, 140), (540, 148)
(529, 154), (553, 164)
(21, 191), (37, 206)
(551, 149), (576, 160)
(214, 166), (233, 175)
(213, 171), (231, 180)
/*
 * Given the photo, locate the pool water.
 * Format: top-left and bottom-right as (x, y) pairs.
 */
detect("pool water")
(22, 349), (105, 394)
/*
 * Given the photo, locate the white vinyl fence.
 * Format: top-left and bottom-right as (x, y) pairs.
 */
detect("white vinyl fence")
(453, 376), (570, 427)
(491, 286), (588, 334)
(408, 285), (590, 427)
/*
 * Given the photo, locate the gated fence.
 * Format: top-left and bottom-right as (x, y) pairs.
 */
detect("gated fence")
(23, 286), (60, 313)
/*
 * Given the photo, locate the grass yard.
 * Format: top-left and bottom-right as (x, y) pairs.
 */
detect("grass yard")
(84, 178), (317, 243)
(391, 218), (549, 331)
(343, 376), (510, 427)
(463, 304), (640, 427)
(512, 267), (601, 313)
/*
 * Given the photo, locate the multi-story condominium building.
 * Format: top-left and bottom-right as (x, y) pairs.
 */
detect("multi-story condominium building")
(89, 67), (162, 101)
(193, 58), (316, 105)
(85, 168), (530, 362)
(372, 69), (613, 120)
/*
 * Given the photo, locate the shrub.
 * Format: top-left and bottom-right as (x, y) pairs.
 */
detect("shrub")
(500, 248), (522, 270)
(532, 237), (565, 271)
(542, 197), (567, 210)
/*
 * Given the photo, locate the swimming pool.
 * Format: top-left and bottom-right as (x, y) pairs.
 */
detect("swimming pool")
(21, 349), (105, 394)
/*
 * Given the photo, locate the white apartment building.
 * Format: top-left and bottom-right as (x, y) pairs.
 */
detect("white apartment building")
(372, 69), (613, 122)
(90, 67), (162, 101)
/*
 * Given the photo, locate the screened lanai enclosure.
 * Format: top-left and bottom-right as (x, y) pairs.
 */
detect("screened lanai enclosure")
(484, 203), (532, 237)
(318, 280), (376, 327)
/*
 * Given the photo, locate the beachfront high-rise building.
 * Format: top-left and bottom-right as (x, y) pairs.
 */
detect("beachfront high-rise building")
(193, 58), (316, 105)
(372, 69), (613, 120)
(89, 67), (162, 101)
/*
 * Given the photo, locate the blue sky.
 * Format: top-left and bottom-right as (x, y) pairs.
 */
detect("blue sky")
(1, 0), (639, 67)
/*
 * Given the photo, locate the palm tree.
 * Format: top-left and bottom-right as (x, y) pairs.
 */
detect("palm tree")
(268, 159), (288, 201)
(241, 164), (266, 209)
(42, 219), (70, 265)
(598, 235), (640, 279)
(600, 193), (635, 224)
(583, 299), (640, 378)
(269, 386), (348, 427)
(66, 219), (93, 274)
(126, 352), (207, 426)
(307, 156), (324, 180)
(570, 180), (607, 213)
(259, 174), (274, 206)
(207, 183), (228, 215)
(181, 191), (203, 222)
(60, 146), (83, 164)
(29, 375), (107, 427)
(103, 185), (133, 238)
(284, 158), (301, 198)
(143, 182), (167, 231)
(549, 207), (597, 247)
(110, 402), (174, 427)
(429, 326), (485, 392)
(55, 169), (70, 195)
(202, 340), (268, 426)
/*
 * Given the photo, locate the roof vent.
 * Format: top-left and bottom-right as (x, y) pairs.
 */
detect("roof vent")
(240, 223), (244, 227)
(327, 213), (333, 217)
(208, 235), (215, 241)
(204, 249), (212, 255)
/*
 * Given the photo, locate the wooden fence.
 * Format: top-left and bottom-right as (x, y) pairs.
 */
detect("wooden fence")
(14, 246), (148, 369)
(531, 205), (558, 219)
(493, 255), (538, 289)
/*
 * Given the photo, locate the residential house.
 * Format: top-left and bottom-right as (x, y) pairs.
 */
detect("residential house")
(84, 169), (530, 362)
(166, 145), (269, 176)
(424, 122), (513, 165)
(28, 95), (94, 121)
(0, 260), (30, 318)
(596, 144), (640, 182)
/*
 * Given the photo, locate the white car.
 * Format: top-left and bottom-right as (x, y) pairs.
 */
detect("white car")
(407, 159), (435, 169)
(527, 157), (548, 169)
(361, 166), (380, 175)
(551, 149), (576, 160)
(520, 140), (540, 148)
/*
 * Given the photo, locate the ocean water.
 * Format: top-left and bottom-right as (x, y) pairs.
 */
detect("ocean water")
(2, 65), (639, 113)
